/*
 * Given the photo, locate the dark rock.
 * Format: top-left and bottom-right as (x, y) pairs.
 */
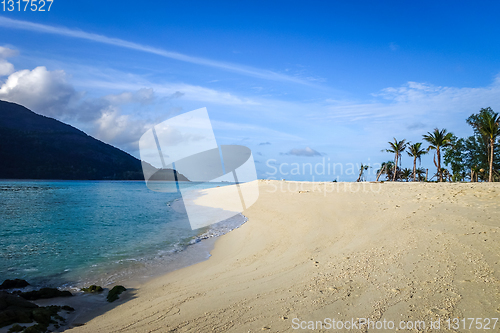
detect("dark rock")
(19, 288), (72, 301)
(0, 292), (68, 330)
(107, 285), (127, 302)
(0, 291), (38, 327)
(61, 305), (74, 312)
(7, 324), (26, 332)
(81, 285), (103, 293)
(0, 280), (30, 290)
(0, 292), (38, 311)
(0, 308), (32, 328)
(23, 323), (46, 333)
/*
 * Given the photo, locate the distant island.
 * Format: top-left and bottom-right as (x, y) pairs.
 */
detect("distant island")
(0, 100), (188, 181)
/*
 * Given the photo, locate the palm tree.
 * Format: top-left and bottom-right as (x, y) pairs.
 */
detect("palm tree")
(440, 168), (452, 182)
(376, 161), (395, 181)
(415, 167), (426, 182)
(407, 142), (428, 181)
(466, 108), (500, 182)
(384, 138), (407, 181)
(471, 165), (478, 182)
(356, 163), (370, 182)
(401, 168), (412, 182)
(423, 128), (454, 182)
(472, 111), (500, 182)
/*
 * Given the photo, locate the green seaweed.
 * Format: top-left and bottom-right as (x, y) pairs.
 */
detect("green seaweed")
(7, 324), (26, 332)
(107, 286), (127, 302)
(81, 285), (103, 293)
(0, 292), (69, 331)
(22, 323), (46, 333)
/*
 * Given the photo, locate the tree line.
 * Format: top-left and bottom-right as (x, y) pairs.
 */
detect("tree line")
(375, 107), (500, 182)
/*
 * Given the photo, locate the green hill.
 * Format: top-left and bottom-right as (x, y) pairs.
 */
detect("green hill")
(0, 100), (187, 181)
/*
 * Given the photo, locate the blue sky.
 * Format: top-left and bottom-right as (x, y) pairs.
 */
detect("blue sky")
(1, 1), (500, 181)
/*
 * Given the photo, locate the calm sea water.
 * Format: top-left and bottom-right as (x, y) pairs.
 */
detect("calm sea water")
(0, 180), (240, 290)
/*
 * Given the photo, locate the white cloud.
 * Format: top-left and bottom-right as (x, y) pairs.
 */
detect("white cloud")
(0, 66), (78, 117)
(0, 60), (156, 153)
(0, 51), (267, 156)
(0, 46), (18, 58)
(0, 47), (92, 124)
(94, 105), (150, 151)
(211, 119), (303, 142)
(83, 79), (259, 106)
(102, 88), (155, 105)
(307, 77), (500, 128)
(0, 59), (14, 76)
(283, 147), (323, 157)
(4, 44), (500, 165)
(0, 46), (18, 76)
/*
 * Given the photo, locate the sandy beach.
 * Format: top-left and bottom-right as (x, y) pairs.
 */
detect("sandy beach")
(68, 180), (500, 332)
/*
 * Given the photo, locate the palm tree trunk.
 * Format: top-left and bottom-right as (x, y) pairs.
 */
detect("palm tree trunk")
(489, 139), (494, 182)
(413, 157), (417, 181)
(437, 148), (442, 182)
(376, 165), (385, 181)
(356, 166), (363, 182)
(393, 155), (398, 181)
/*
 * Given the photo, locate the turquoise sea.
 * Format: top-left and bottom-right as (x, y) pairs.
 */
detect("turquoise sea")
(0, 180), (241, 290)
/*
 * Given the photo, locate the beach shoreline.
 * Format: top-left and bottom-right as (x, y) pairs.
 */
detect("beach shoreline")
(0, 235), (221, 333)
(62, 180), (500, 332)
(0, 212), (247, 333)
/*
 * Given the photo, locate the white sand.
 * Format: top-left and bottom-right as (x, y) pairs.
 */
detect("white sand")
(69, 180), (500, 332)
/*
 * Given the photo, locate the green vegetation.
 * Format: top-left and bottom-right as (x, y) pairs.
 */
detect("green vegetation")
(379, 108), (499, 182)
(383, 138), (407, 181)
(0, 100), (189, 181)
(356, 163), (370, 182)
(81, 285), (103, 293)
(407, 142), (427, 181)
(423, 128), (454, 182)
(7, 324), (26, 332)
(0, 291), (72, 331)
(376, 161), (395, 181)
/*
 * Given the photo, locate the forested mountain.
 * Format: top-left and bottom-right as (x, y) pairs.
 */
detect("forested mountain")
(0, 100), (187, 181)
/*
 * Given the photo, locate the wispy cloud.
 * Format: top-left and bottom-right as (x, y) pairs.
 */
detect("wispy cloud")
(406, 122), (426, 130)
(282, 147), (323, 157)
(308, 77), (500, 125)
(389, 42), (399, 51)
(0, 45), (17, 76)
(0, 16), (314, 86)
(211, 120), (303, 142)
(80, 79), (260, 106)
